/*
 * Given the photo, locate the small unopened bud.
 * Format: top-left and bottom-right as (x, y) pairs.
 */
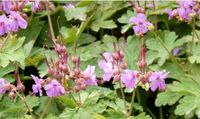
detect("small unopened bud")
(113, 68), (120, 75)
(120, 62), (127, 69)
(80, 83), (87, 90)
(72, 56), (78, 64)
(74, 68), (80, 75)
(135, 6), (144, 13)
(74, 86), (80, 92)
(55, 44), (62, 54)
(112, 53), (119, 60)
(114, 75), (120, 82)
(118, 50), (124, 59)
(8, 90), (16, 100)
(48, 68), (54, 75)
(140, 74), (149, 84)
(194, 4), (200, 12)
(17, 83), (25, 93)
(61, 46), (67, 53)
(69, 72), (75, 79)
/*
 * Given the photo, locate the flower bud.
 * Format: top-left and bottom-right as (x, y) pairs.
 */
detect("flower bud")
(135, 6), (144, 13)
(55, 44), (62, 54)
(118, 50), (124, 59)
(74, 68), (80, 75)
(69, 72), (75, 79)
(48, 68), (54, 75)
(8, 90), (16, 100)
(113, 68), (120, 75)
(17, 83), (25, 93)
(74, 86), (80, 92)
(194, 4), (200, 12)
(72, 56), (78, 64)
(114, 75), (120, 82)
(61, 46), (67, 53)
(120, 62), (127, 69)
(80, 83), (87, 90)
(112, 53), (119, 60)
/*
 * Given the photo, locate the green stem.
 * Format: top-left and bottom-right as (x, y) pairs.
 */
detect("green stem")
(129, 90), (135, 116)
(159, 107), (163, 119)
(69, 92), (80, 107)
(0, 33), (11, 52)
(146, 107), (156, 119)
(39, 98), (53, 119)
(189, 18), (196, 56)
(45, 1), (55, 40)
(118, 81), (128, 115)
(78, 92), (82, 105)
(16, 92), (35, 119)
(152, 31), (185, 72)
(136, 88), (141, 105)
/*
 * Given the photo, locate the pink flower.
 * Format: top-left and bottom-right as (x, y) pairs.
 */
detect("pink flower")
(9, 11), (27, 32)
(0, 15), (10, 36)
(121, 70), (138, 89)
(0, 0), (12, 14)
(32, 0), (40, 12)
(130, 13), (152, 36)
(84, 65), (97, 86)
(31, 75), (43, 96)
(0, 78), (9, 95)
(45, 80), (65, 97)
(149, 71), (168, 91)
(98, 52), (114, 81)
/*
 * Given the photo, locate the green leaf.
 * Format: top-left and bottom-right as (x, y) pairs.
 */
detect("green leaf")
(131, 113), (151, 119)
(18, 18), (44, 57)
(0, 65), (15, 77)
(124, 36), (141, 70)
(146, 30), (187, 66)
(117, 10), (135, 33)
(0, 36), (26, 68)
(155, 89), (183, 107)
(60, 26), (78, 44)
(64, 7), (87, 21)
(155, 73), (200, 118)
(188, 41), (200, 64)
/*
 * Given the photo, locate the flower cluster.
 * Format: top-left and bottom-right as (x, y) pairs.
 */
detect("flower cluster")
(99, 40), (168, 91)
(0, 73), (26, 99)
(0, 0), (52, 36)
(166, 0), (200, 21)
(130, 13), (153, 36)
(31, 38), (97, 97)
(99, 41), (127, 82)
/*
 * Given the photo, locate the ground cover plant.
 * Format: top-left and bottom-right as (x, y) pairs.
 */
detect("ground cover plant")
(0, 0), (200, 119)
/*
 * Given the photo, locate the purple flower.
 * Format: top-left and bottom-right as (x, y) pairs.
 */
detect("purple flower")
(121, 70), (138, 89)
(99, 52), (114, 81)
(45, 80), (65, 97)
(32, 0), (40, 12)
(166, 9), (177, 20)
(9, 11), (27, 32)
(84, 65), (97, 86)
(172, 48), (180, 56)
(149, 71), (168, 91)
(0, 0), (12, 14)
(130, 13), (152, 36)
(177, 7), (193, 21)
(0, 15), (10, 36)
(31, 75), (43, 96)
(0, 78), (8, 95)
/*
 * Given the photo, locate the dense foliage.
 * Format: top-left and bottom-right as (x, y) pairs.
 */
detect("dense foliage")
(0, 0), (200, 119)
